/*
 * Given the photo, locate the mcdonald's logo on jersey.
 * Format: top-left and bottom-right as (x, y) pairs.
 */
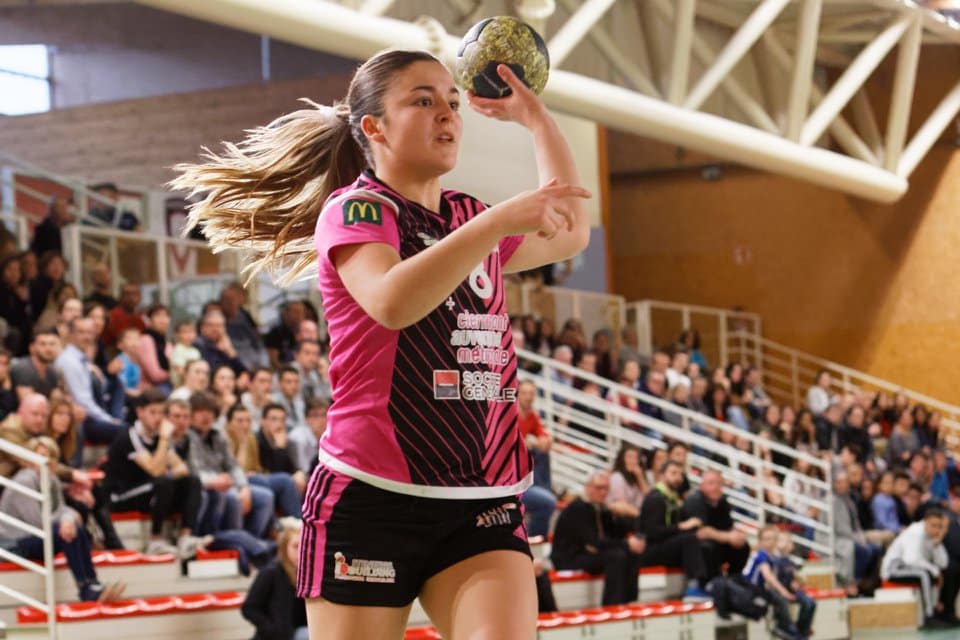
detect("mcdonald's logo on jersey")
(342, 199), (382, 226)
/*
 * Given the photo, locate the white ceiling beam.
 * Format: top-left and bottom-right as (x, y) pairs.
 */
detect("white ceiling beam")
(800, 14), (912, 146)
(547, 0), (617, 68)
(884, 14), (923, 171)
(668, 0), (697, 104)
(898, 80), (960, 178)
(786, 0), (823, 141)
(764, 32), (880, 164)
(555, 0), (660, 97)
(850, 89), (884, 159)
(652, 0), (779, 133)
(684, 0), (791, 111)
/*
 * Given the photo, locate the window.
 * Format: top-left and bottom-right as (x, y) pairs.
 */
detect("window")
(0, 45), (51, 115)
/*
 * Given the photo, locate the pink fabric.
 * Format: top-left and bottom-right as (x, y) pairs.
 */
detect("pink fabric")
(137, 334), (170, 385)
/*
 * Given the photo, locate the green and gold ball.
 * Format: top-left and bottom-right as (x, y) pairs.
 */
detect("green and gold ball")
(455, 16), (550, 99)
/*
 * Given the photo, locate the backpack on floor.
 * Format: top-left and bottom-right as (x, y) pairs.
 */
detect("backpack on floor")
(706, 575), (770, 620)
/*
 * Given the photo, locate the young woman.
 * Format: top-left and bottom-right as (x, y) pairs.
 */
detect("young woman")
(241, 519), (308, 640)
(172, 50), (590, 639)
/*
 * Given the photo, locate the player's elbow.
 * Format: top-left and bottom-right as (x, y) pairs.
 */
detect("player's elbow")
(369, 297), (414, 331)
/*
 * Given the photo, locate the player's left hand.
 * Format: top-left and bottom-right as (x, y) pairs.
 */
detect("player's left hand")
(466, 64), (547, 129)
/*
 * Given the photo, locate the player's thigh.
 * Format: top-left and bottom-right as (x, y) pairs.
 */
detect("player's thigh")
(418, 550), (537, 640)
(304, 597), (412, 640)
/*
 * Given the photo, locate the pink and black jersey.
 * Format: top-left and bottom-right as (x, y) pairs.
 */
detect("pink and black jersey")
(313, 170), (532, 499)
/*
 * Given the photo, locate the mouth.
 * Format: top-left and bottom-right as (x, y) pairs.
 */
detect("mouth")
(435, 133), (456, 144)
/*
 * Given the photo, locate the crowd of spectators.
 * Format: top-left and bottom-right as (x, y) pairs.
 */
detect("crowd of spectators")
(0, 200), (332, 612)
(514, 313), (960, 629)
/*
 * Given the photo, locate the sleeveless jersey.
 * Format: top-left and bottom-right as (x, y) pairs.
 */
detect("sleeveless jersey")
(313, 170), (532, 499)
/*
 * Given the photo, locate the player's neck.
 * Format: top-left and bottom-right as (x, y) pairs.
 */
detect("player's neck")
(374, 167), (442, 212)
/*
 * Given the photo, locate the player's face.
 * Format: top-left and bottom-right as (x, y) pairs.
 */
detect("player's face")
(372, 60), (462, 178)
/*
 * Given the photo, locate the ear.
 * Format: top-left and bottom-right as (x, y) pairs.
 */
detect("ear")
(360, 113), (385, 144)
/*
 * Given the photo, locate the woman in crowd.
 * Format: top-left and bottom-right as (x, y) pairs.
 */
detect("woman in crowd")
(607, 444), (649, 521)
(241, 518), (308, 640)
(170, 359), (211, 402)
(138, 303), (172, 395)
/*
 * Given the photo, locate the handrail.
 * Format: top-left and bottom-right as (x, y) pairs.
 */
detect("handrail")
(508, 281), (627, 340)
(518, 347), (836, 559)
(0, 150), (142, 228)
(0, 438), (57, 640)
(728, 330), (960, 448)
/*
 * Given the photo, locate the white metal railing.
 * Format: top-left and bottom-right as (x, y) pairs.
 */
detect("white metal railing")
(626, 300), (763, 369)
(727, 330), (960, 450)
(0, 151), (145, 231)
(517, 347), (835, 561)
(0, 439), (57, 639)
(508, 280), (627, 344)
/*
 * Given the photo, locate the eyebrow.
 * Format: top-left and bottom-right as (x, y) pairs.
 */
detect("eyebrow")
(410, 85), (460, 95)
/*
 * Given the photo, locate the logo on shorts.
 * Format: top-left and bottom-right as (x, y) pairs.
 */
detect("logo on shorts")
(333, 552), (396, 583)
(475, 502), (518, 528)
(433, 370), (461, 400)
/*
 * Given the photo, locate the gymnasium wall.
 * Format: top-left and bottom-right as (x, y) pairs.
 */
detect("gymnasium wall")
(607, 44), (960, 404)
(0, 3), (353, 108)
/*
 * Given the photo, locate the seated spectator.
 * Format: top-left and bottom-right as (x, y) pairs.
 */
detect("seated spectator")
(551, 471), (647, 605)
(665, 351), (691, 391)
(618, 325), (644, 369)
(83, 264), (118, 311)
(115, 327), (144, 402)
(0, 436), (124, 602)
(264, 301), (307, 369)
(645, 448), (668, 487)
(688, 376), (708, 414)
(35, 286), (80, 335)
(102, 283), (145, 348)
(888, 409), (920, 469)
(220, 283), (270, 371)
(186, 392), (274, 538)
(28, 251), (67, 324)
(832, 472), (882, 595)
(637, 460), (709, 600)
(909, 451), (933, 492)
(664, 383), (691, 428)
(743, 365), (770, 420)
(0, 394), (50, 478)
(210, 364), (239, 426)
(668, 442), (693, 498)
(726, 362), (746, 400)
(102, 389), (206, 558)
(30, 194), (75, 258)
(517, 380), (551, 490)
(11, 329), (63, 402)
(682, 470), (750, 581)
(638, 369), (667, 425)
(257, 403), (308, 495)
(0, 252), (31, 355)
(881, 506), (959, 629)
(138, 304), (172, 394)
(242, 367), (275, 431)
(195, 309), (247, 376)
(931, 450), (951, 503)
(815, 401), (844, 453)
(774, 531), (817, 640)
(291, 340), (328, 403)
(858, 475), (877, 532)
(225, 404), (302, 518)
(169, 319), (201, 387)
(742, 525), (806, 640)
(87, 182), (139, 230)
(549, 345), (576, 401)
(273, 367), (313, 469)
(0, 348), (15, 420)
(892, 471), (913, 527)
(241, 518), (308, 640)
(607, 444), (649, 520)
(838, 405), (872, 463)
(590, 329), (615, 380)
(170, 359), (211, 402)
(806, 370), (834, 417)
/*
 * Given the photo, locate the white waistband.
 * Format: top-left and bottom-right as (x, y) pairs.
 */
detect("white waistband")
(316, 448), (533, 499)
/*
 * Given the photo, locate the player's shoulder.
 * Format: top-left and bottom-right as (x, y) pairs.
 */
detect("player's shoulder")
(320, 186), (401, 230)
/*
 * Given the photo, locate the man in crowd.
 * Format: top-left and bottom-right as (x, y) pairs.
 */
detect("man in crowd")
(56, 318), (124, 445)
(241, 367), (274, 431)
(832, 472), (882, 595)
(103, 283), (145, 347)
(682, 469), (750, 581)
(291, 340), (328, 403)
(102, 389), (206, 558)
(30, 194), (75, 258)
(10, 328), (63, 400)
(551, 471), (647, 605)
(637, 460), (709, 600)
(264, 301), (307, 368)
(195, 309), (247, 376)
(838, 405), (872, 462)
(83, 264), (118, 310)
(220, 283), (269, 371)
(185, 392), (273, 538)
(0, 394), (50, 478)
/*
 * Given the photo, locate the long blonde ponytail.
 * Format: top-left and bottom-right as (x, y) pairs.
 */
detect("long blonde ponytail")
(170, 49), (441, 285)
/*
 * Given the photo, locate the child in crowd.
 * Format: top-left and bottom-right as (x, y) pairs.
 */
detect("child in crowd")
(774, 531), (817, 639)
(169, 319), (201, 387)
(115, 327), (143, 401)
(743, 525), (805, 640)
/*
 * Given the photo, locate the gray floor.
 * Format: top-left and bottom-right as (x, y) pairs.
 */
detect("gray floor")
(853, 632), (957, 639)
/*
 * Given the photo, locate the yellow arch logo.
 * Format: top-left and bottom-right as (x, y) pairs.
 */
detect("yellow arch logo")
(343, 199), (383, 226)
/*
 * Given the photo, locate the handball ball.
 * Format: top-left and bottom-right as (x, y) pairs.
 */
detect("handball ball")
(455, 16), (550, 99)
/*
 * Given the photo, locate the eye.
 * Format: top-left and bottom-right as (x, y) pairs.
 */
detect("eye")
(416, 97), (433, 107)
(449, 101), (460, 111)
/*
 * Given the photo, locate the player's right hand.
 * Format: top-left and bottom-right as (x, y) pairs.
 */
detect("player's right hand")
(492, 178), (590, 240)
